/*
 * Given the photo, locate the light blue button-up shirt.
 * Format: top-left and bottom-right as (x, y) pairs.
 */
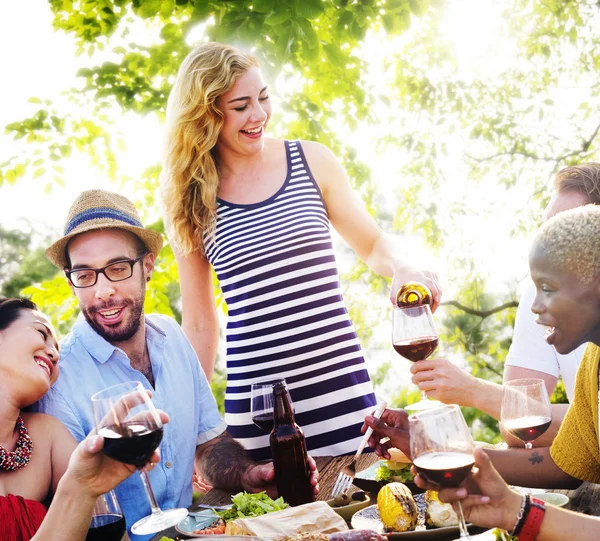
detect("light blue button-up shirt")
(36, 314), (226, 540)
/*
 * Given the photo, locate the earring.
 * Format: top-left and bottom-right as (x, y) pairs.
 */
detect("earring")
(146, 276), (151, 282)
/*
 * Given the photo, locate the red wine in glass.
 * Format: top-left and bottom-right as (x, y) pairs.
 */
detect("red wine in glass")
(92, 381), (187, 535)
(413, 451), (475, 487)
(99, 421), (164, 468)
(86, 514), (126, 541)
(503, 416), (551, 444)
(393, 336), (439, 362)
(252, 412), (275, 433)
(501, 379), (552, 449)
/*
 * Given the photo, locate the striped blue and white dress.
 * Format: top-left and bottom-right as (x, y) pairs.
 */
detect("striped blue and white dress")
(204, 140), (377, 460)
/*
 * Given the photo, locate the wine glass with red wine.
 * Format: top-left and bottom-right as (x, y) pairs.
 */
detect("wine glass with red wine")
(501, 378), (551, 449)
(410, 405), (478, 539)
(91, 381), (188, 536)
(86, 490), (125, 541)
(392, 304), (440, 411)
(251, 378), (287, 433)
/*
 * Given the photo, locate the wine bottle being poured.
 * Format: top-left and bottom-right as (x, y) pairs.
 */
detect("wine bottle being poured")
(396, 281), (432, 307)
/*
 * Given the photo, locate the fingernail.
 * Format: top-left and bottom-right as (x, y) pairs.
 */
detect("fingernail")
(457, 488), (467, 497)
(480, 496), (490, 503)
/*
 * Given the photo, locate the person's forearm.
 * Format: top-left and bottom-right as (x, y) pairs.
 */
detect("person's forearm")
(363, 233), (402, 277)
(183, 319), (219, 382)
(500, 404), (569, 448)
(195, 433), (255, 491)
(537, 506), (600, 541)
(32, 473), (96, 541)
(486, 447), (581, 489)
(464, 378), (504, 419)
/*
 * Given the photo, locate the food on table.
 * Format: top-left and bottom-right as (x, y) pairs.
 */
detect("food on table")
(424, 490), (458, 528)
(374, 448), (415, 483)
(192, 517), (226, 534)
(491, 528), (518, 540)
(217, 490), (288, 522)
(286, 529), (383, 541)
(333, 493), (352, 507)
(376, 482), (418, 532)
(328, 530), (385, 540)
(225, 501), (348, 540)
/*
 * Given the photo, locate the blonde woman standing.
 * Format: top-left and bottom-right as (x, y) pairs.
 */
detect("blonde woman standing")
(161, 42), (441, 460)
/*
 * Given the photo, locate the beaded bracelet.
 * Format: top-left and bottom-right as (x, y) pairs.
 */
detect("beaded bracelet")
(511, 493), (531, 537)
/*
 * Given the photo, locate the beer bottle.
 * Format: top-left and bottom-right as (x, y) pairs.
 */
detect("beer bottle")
(396, 281), (432, 307)
(269, 382), (314, 506)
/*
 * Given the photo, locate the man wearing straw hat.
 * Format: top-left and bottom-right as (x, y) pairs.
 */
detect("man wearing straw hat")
(37, 190), (318, 539)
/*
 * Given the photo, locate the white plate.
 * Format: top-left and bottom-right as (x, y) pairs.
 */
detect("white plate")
(532, 492), (569, 507)
(351, 495), (485, 539)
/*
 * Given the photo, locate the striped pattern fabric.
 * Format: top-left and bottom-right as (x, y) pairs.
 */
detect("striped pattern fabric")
(204, 140), (377, 460)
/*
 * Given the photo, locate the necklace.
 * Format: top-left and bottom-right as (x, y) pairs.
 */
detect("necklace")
(0, 416), (33, 472)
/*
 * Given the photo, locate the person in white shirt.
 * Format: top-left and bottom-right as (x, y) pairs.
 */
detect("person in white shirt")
(410, 162), (600, 446)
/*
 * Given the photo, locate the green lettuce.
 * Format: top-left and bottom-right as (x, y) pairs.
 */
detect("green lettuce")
(217, 491), (289, 522)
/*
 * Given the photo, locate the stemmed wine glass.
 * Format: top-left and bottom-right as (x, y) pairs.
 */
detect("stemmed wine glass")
(501, 378), (551, 449)
(91, 381), (188, 535)
(410, 405), (478, 539)
(86, 490), (125, 541)
(251, 378), (287, 433)
(393, 303), (440, 411)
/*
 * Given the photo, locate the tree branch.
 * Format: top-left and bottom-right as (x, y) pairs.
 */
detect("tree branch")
(441, 300), (519, 318)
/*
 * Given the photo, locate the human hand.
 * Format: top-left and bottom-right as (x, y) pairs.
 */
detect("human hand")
(410, 358), (476, 406)
(66, 410), (169, 498)
(390, 266), (442, 312)
(362, 408), (411, 459)
(413, 447), (522, 532)
(242, 456), (320, 499)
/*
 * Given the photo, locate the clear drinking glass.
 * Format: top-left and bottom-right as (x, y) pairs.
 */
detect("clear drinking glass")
(86, 490), (126, 541)
(501, 378), (551, 449)
(91, 381), (187, 535)
(392, 304), (440, 411)
(251, 377), (287, 433)
(410, 405), (476, 539)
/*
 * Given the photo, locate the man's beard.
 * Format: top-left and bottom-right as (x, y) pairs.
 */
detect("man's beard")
(82, 294), (145, 344)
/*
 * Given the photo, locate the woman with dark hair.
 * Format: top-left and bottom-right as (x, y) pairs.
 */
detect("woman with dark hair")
(0, 297), (159, 541)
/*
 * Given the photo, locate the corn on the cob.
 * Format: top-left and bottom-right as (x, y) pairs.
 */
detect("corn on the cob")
(425, 490), (458, 528)
(376, 482), (418, 532)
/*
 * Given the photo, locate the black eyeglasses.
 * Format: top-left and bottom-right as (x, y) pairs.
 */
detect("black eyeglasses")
(66, 253), (148, 288)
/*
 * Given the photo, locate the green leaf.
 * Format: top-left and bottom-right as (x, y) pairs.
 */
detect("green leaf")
(295, 18), (319, 49)
(409, 0), (425, 16)
(337, 10), (353, 28)
(28, 97), (42, 104)
(264, 8), (291, 25)
(294, 0), (325, 19)
(33, 168), (45, 179)
(160, 23), (179, 40)
(253, 0), (275, 13)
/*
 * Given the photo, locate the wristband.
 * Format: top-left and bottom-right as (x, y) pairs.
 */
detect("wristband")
(518, 497), (546, 541)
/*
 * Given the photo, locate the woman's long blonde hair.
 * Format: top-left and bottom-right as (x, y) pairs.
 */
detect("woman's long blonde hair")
(161, 42), (259, 256)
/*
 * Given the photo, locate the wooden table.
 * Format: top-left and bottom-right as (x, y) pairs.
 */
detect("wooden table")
(150, 453), (600, 540)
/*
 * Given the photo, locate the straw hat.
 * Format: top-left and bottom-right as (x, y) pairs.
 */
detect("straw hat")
(46, 189), (163, 269)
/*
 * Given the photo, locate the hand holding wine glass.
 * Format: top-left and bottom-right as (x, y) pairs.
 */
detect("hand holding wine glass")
(393, 283), (439, 411)
(92, 381), (187, 535)
(501, 379), (551, 449)
(410, 405), (477, 539)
